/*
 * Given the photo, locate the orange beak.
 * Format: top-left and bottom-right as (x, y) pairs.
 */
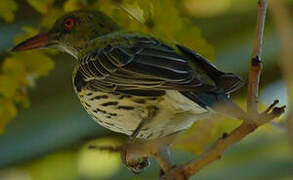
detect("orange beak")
(12, 32), (55, 51)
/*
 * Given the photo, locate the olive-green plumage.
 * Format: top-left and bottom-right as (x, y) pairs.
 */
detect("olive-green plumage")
(13, 10), (243, 139)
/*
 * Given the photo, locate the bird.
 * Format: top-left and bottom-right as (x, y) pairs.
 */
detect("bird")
(12, 10), (243, 140)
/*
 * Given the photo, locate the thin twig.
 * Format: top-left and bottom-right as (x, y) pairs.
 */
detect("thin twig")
(247, 0), (268, 116)
(160, 104), (284, 180)
(252, 0), (268, 59)
(262, 99), (279, 114)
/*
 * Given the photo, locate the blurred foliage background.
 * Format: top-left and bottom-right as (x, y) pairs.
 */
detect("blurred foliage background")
(0, 0), (293, 179)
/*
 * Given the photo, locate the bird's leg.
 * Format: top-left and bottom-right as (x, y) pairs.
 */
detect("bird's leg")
(129, 105), (159, 142)
(121, 106), (156, 173)
(128, 119), (145, 143)
(122, 106), (164, 174)
(122, 134), (177, 175)
(121, 119), (148, 174)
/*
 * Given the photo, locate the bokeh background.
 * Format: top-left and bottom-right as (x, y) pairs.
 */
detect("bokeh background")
(0, 0), (293, 179)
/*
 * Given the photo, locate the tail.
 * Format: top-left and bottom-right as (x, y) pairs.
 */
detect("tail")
(176, 44), (244, 94)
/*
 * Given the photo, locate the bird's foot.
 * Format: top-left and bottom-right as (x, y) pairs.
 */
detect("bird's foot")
(121, 134), (177, 174)
(120, 142), (151, 174)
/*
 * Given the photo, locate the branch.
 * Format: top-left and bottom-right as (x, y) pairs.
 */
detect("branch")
(247, 0), (268, 116)
(160, 105), (285, 180)
(161, 106), (285, 180)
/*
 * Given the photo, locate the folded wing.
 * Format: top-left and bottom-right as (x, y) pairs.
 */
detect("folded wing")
(76, 35), (217, 96)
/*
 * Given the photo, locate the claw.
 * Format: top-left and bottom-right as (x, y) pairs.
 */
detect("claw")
(126, 157), (151, 174)
(121, 145), (151, 174)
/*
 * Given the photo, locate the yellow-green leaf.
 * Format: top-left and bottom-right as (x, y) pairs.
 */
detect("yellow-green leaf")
(121, 0), (145, 23)
(27, 0), (55, 14)
(21, 52), (55, 77)
(0, 99), (17, 134)
(0, 0), (18, 22)
(78, 138), (121, 179)
(14, 26), (39, 45)
(184, 0), (232, 17)
(64, 0), (88, 12)
(39, 9), (64, 29)
(2, 57), (26, 78)
(174, 115), (240, 154)
(0, 75), (18, 98)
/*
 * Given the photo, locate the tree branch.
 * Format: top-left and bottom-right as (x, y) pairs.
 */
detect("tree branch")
(160, 105), (285, 180)
(247, 0), (268, 116)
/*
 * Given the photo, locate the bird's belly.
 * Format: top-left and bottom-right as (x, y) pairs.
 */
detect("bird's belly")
(76, 90), (208, 139)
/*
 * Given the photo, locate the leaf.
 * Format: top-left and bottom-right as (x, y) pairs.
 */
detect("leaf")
(64, 0), (88, 12)
(0, 99), (17, 134)
(26, 151), (78, 180)
(2, 57), (26, 77)
(39, 9), (64, 30)
(78, 138), (122, 179)
(14, 26), (40, 45)
(0, 0), (18, 22)
(116, 0), (215, 59)
(0, 75), (18, 99)
(174, 116), (240, 154)
(175, 27), (215, 60)
(22, 52), (55, 77)
(121, 0), (145, 23)
(183, 0), (232, 18)
(0, 22), (54, 133)
(27, 0), (55, 14)
(174, 97), (246, 154)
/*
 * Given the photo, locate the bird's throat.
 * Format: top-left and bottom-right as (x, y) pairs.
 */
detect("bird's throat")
(56, 43), (80, 59)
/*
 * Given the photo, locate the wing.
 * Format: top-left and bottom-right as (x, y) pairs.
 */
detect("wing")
(176, 44), (244, 94)
(75, 34), (217, 96)
(176, 45), (244, 109)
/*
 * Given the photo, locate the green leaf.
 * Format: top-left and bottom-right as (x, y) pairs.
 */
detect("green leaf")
(0, 99), (17, 134)
(14, 26), (40, 45)
(78, 138), (122, 179)
(23, 52), (55, 77)
(0, 0), (18, 22)
(184, 0), (232, 17)
(26, 151), (78, 180)
(27, 0), (55, 14)
(0, 75), (18, 99)
(2, 57), (26, 78)
(64, 0), (88, 12)
(174, 116), (240, 154)
(121, 0), (145, 23)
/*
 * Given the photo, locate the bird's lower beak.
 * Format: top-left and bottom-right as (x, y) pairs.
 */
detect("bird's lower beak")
(12, 32), (56, 51)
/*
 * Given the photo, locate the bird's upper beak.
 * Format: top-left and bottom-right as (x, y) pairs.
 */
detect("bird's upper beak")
(12, 32), (57, 51)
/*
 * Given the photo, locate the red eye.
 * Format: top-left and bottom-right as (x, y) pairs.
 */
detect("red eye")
(64, 18), (74, 29)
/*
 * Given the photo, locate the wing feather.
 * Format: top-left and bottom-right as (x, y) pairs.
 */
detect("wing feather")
(76, 34), (216, 96)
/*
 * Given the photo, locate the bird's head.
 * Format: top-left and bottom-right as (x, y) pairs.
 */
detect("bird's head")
(12, 10), (120, 58)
